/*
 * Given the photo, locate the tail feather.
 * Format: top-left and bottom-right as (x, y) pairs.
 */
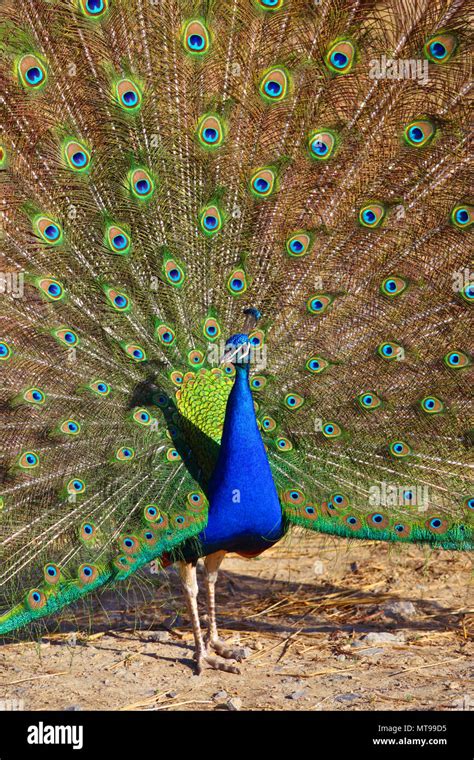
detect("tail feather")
(0, 0), (472, 635)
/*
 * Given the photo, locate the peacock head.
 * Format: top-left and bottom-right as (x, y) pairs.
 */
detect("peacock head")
(221, 307), (262, 368)
(222, 333), (251, 366)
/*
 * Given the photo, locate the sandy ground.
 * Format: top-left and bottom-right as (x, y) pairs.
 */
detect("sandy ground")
(0, 532), (472, 712)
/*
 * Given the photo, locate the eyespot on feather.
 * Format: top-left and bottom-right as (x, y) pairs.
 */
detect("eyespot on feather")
(63, 140), (91, 171)
(18, 54), (47, 90)
(324, 40), (356, 74)
(182, 19), (210, 56)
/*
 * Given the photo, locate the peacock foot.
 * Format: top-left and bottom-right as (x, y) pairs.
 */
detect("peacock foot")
(194, 649), (241, 675)
(206, 638), (248, 663)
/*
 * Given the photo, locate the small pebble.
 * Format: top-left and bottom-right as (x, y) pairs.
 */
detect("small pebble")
(334, 693), (359, 703)
(64, 705), (82, 711)
(147, 631), (170, 643)
(213, 690), (228, 701)
(287, 689), (307, 701)
(362, 632), (406, 644)
(382, 601), (417, 620)
(225, 697), (242, 711)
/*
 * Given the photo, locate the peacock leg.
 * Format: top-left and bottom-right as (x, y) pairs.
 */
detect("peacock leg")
(203, 551), (248, 663)
(178, 560), (240, 674)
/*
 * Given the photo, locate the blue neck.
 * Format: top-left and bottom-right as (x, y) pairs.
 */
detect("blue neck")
(200, 363), (284, 554)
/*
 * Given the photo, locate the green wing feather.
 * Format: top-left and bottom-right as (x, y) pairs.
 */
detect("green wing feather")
(0, 0), (472, 635)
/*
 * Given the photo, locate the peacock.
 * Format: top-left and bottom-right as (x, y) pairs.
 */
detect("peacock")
(0, 0), (472, 676)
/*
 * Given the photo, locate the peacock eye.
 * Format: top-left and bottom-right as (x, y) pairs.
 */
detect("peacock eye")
(286, 232), (312, 257)
(197, 114), (224, 148)
(424, 33), (457, 64)
(451, 204), (473, 229)
(155, 323), (176, 346)
(44, 564), (60, 584)
(53, 328), (79, 347)
(259, 67), (289, 102)
(60, 419), (81, 435)
(203, 317), (221, 341)
(183, 19), (210, 55)
(67, 478), (85, 494)
(357, 392), (382, 410)
(19, 451), (39, 469)
(389, 440), (411, 457)
(200, 204), (223, 235)
(122, 343), (147, 362)
(261, 415), (276, 431)
(227, 269), (247, 296)
(306, 356), (329, 374)
(34, 216), (63, 245)
(103, 286), (131, 312)
(380, 276), (407, 297)
(187, 349), (204, 367)
(258, 0), (284, 8)
(460, 282), (474, 303)
(377, 341), (403, 360)
(250, 376), (267, 391)
(324, 40), (356, 74)
(443, 350), (470, 369)
(283, 489), (305, 505)
(129, 168), (154, 199)
(27, 589), (47, 609)
(36, 278), (64, 301)
(425, 516), (448, 535)
(18, 55), (47, 90)
(420, 396), (444, 414)
(80, 0), (109, 17)
(284, 393), (304, 410)
(89, 380), (110, 396)
(115, 446), (135, 461)
(0, 342), (12, 361)
(368, 512), (389, 529)
(250, 168), (276, 198)
(322, 421), (342, 439)
(330, 493), (349, 508)
(106, 224), (131, 255)
(23, 387), (46, 405)
(166, 448), (181, 462)
(308, 130), (336, 160)
(359, 203), (386, 228)
(403, 119), (436, 148)
(116, 79), (141, 111)
(64, 140), (91, 171)
(162, 255), (185, 287)
(306, 293), (334, 315)
(170, 371), (184, 386)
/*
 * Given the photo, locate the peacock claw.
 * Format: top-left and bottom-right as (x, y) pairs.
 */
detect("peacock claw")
(207, 639), (247, 662)
(194, 652), (241, 675)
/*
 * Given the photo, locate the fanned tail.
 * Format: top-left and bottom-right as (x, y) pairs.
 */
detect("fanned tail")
(0, 0), (472, 636)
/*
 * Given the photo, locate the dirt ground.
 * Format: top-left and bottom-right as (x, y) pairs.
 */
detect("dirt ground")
(0, 532), (472, 712)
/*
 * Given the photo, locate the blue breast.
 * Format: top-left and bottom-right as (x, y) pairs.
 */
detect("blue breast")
(196, 364), (285, 555)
